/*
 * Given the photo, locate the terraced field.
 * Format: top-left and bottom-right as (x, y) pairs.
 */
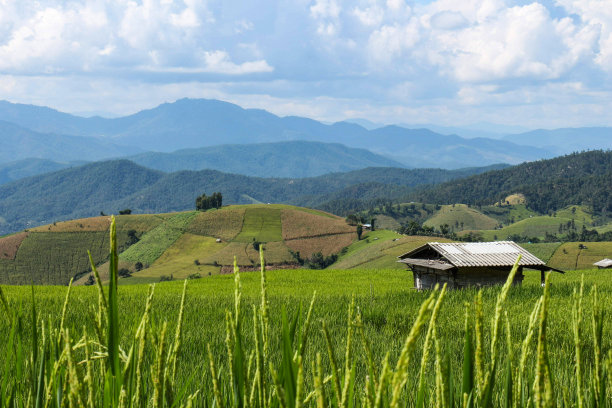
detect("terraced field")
(119, 212), (197, 266)
(0, 204), (360, 285)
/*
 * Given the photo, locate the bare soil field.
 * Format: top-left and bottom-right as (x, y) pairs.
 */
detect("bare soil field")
(0, 232), (28, 260)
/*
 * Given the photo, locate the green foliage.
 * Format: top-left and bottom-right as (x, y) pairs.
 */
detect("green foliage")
(195, 191), (222, 211)
(410, 150), (612, 215)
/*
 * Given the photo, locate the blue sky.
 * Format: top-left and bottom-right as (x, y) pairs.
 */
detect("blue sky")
(0, 0), (611, 128)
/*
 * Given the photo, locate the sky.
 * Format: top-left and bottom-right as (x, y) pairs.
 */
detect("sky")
(0, 0), (611, 128)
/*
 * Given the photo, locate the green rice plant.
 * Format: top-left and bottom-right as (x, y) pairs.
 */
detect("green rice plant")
(0, 216), (611, 407)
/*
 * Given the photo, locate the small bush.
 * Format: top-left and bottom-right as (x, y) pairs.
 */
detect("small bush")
(118, 268), (132, 278)
(188, 273), (201, 280)
(159, 274), (173, 282)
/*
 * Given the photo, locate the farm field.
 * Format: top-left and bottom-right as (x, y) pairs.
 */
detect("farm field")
(1, 263), (610, 406)
(0, 204), (360, 285)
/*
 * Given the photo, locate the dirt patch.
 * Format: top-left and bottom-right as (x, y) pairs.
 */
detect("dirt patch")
(0, 232), (29, 260)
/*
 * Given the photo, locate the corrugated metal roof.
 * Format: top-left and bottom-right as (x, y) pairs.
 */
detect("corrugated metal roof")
(594, 258), (612, 268)
(401, 241), (546, 267)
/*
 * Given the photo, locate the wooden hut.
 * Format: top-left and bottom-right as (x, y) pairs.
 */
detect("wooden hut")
(593, 258), (612, 269)
(398, 241), (563, 290)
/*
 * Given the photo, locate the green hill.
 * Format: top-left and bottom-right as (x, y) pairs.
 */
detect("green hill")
(423, 204), (498, 232)
(462, 205), (594, 241)
(410, 150), (612, 214)
(0, 159), (508, 235)
(0, 204), (358, 285)
(329, 230), (452, 270)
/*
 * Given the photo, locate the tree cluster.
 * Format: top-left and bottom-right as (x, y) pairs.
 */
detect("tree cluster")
(196, 192), (223, 211)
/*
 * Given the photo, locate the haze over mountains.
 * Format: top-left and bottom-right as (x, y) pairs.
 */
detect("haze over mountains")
(2, 98), (610, 172)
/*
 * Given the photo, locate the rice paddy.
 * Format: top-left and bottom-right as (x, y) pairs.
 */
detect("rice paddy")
(0, 218), (610, 407)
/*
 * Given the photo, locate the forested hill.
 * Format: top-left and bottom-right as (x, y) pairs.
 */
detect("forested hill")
(0, 160), (506, 235)
(126, 141), (406, 178)
(409, 150), (612, 214)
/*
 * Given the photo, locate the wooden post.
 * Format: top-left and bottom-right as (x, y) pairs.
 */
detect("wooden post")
(540, 269), (545, 287)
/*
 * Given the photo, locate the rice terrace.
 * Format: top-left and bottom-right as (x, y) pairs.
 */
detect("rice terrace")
(2, 1), (612, 406)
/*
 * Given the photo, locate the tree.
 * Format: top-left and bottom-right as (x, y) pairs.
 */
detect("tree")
(119, 209), (132, 215)
(196, 192), (223, 211)
(356, 224), (363, 240)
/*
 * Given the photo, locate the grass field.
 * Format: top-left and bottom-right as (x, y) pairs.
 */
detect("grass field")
(234, 207), (283, 242)
(423, 204), (498, 231)
(1, 258), (610, 406)
(332, 231), (452, 270)
(518, 242), (562, 263)
(548, 241), (612, 270)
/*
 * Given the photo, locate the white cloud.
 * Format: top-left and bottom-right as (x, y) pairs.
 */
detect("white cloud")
(201, 50), (273, 74)
(1, 0), (612, 128)
(0, 1), (268, 75)
(555, 0), (612, 70)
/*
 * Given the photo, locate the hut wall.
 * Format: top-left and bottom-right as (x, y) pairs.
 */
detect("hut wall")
(411, 265), (524, 290)
(412, 266), (456, 290)
(454, 267), (523, 288)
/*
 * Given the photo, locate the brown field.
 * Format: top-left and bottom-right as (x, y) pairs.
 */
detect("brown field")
(115, 214), (174, 233)
(188, 208), (246, 241)
(285, 232), (356, 257)
(203, 241), (294, 266)
(0, 232), (28, 260)
(281, 209), (354, 240)
(30, 216), (110, 232)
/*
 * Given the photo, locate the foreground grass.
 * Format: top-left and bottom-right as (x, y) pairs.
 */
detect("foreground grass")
(0, 218), (610, 406)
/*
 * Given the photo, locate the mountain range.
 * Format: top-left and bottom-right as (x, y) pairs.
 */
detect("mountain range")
(0, 160), (506, 235)
(4, 98), (609, 170)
